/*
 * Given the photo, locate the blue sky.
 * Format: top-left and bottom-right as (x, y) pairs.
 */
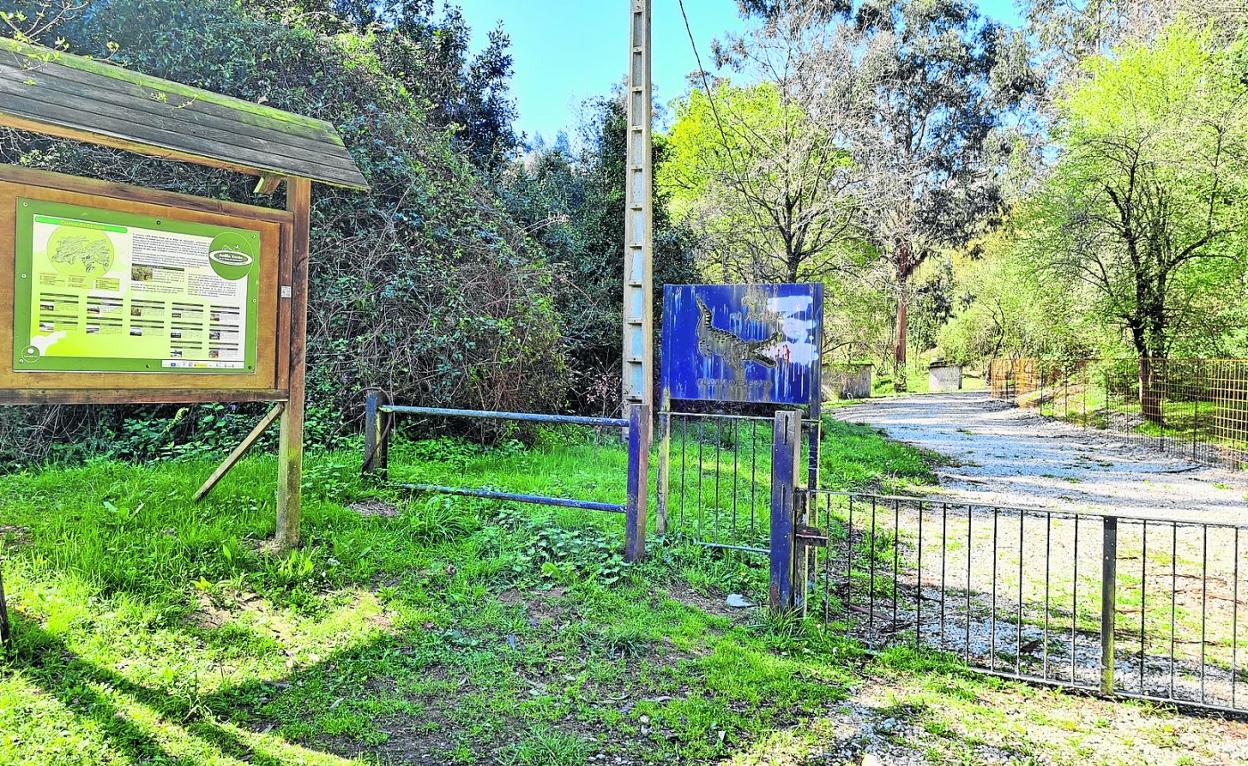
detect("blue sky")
(462, 0), (1025, 145)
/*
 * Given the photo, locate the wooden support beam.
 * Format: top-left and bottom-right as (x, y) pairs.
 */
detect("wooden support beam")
(194, 403), (285, 502)
(276, 177), (311, 549)
(769, 410), (801, 612)
(254, 173), (284, 196)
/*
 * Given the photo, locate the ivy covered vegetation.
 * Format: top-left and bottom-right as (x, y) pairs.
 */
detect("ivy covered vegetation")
(0, 0), (696, 465)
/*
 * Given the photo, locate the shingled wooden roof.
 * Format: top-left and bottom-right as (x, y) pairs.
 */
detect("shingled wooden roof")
(0, 38), (369, 191)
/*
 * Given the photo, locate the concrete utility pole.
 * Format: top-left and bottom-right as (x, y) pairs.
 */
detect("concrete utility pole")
(622, 0), (654, 416)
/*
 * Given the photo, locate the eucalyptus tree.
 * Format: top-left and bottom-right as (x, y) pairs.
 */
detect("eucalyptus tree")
(1025, 0), (1248, 96)
(834, 0), (1038, 388)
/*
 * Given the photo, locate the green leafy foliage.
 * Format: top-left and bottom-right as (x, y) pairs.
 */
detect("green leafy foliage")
(0, 0), (570, 464)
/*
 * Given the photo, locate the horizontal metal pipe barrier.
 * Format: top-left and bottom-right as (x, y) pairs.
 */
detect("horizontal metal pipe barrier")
(379, 405), (628, 429)
(397, 483), (625, 514)
(363, 393), (651, 561)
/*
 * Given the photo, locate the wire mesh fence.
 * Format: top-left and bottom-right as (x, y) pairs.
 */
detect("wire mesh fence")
(804, 492), (1248, 713)
(988, 358), (1248, 471)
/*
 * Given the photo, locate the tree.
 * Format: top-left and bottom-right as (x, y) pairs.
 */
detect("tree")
(660, 4), (861, 285)
(1024, 0), (1248, 94)
(660, 82), (858, 283)
(1023, 26), (1248, 419)
(502, 95), (697, 415)
(0, 0), (567, 460)
(838, 0), (1038, 389)
(247, 0), (520, 169)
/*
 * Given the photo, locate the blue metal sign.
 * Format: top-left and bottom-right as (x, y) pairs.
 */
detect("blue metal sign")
(661, 284), (823, 406)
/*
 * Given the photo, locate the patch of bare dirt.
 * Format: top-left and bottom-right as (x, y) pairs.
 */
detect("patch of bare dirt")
(349, 500), (401, 517)
(665, 581), (757, 622)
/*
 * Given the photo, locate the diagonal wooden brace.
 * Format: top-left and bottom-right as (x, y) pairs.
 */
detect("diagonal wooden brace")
(194, 402), (285, 502)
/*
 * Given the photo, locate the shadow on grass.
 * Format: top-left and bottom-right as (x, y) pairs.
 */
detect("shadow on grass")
(5, 614), (383, 766)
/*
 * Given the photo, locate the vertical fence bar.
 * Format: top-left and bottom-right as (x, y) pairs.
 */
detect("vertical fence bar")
(940, 503), (947, 649)
(846, 496), (854, 635)
(730, 420), (739, 538)
(624, 403), (651, 563)
(655, 403), (671, 536)
(769, 410), (801, 611)
(1234, 528), (1240, 708)
(869, 497), (877, 634)
(679, 417), (687, 531)
(991, 508), (998, 671)
(1140, 521), (1147, 694)
(1101, 516), (1118, 695)
(1044, 512), (1051, 679)
(1171, 522), (1178, 698)
(916, 501), (923, 648)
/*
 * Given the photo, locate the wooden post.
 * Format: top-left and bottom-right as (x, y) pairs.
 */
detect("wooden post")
(0, 561), (11, 651)
(655, 391), (670, 535)
(770, 410), (801, 612)
(1100, 516), (1118, 694)
(276, 178), (311, 550)
(625, 403), (651, 562)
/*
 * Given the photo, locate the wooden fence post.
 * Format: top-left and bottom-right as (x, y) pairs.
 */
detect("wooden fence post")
(625, 403), (651, 562)
(0, 561), (11, 651)
(770, 410), (801, 612)
(276, 177), (311, 550)
(1100, 516), (1118, 695)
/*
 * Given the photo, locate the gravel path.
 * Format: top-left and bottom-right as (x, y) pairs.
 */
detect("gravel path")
(832, 392), (1248, 524)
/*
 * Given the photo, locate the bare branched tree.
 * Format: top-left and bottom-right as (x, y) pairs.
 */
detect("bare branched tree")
(663, 1), (862, 285)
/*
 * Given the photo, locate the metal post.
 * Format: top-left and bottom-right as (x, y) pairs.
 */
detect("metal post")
(655, 393), (671, 536)
(621, 0), (654, 416)
(625, 403), (652, 562)
(0, 561), (11, 652)
(363, 389), (388, 478)
(1104, 371), (1110, 430)
(1101, 516), (1118, 694)
(770, 410), (801, 612)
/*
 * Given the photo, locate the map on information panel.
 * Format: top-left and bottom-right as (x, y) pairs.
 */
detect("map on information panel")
(13, 198), (260, 374)
(661, 283), (823, 406)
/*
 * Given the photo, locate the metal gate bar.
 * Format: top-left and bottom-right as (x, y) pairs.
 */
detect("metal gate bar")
(362, 392), (651, 561)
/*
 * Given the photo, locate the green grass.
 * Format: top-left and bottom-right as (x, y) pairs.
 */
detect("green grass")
(0, 428), (1239, 765)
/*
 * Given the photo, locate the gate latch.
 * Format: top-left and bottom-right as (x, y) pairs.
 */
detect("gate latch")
(795, 524), (827, 548)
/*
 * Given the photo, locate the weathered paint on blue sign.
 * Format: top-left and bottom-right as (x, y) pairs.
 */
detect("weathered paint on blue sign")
(661, 284), (823, 406)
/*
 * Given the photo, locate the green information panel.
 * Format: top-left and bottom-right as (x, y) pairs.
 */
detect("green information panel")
(13, 198), (260, 374)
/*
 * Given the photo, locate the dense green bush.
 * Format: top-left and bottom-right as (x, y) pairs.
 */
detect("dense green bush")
(0, 0), (570, 463)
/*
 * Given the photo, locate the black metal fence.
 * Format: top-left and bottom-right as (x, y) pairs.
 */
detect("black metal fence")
(656, 411), (817, 556)
(803, 491), (1248, 713)
(988, 358), (1248, 471)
